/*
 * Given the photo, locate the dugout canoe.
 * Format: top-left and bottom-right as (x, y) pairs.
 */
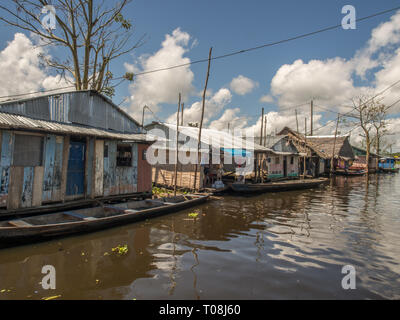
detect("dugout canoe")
(0, 194), (209, 246)
(231, 178), (328, 194)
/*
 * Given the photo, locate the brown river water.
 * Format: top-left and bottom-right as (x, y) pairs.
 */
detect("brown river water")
(0, 174), (399, 300)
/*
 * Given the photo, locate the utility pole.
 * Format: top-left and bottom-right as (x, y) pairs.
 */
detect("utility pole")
(310, 100), (314, 136)
(295, 109), (299, 133)
(193, 47), (212, 191)
(263, 115), (267, 147)
(181, 102), (184, 126)
(174, 93), (181, 197)
(141, 105), (149, 128)
(330, 114), (340, 176)
(258, 108), (264, 183)
(304, 118), (307, 178)
(260, 108), (264, 146)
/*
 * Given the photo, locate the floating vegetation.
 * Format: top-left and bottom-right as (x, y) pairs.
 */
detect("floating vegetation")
(111, 244), (129, 256)
(188, 212), (199, 218)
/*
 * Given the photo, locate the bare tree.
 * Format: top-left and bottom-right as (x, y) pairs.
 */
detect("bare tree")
(350, 96), (380, 174)
(0, 0), (145, 97)
(370, 103), (387, 170)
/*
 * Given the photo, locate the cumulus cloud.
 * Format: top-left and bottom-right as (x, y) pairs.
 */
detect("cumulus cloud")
(259, 94), (274, 103)
(126, 28), (195, 119)
(167, 88), (232, 125)
(264, 10), (400, 115)
(243, 111), (324, 137)
(230, 75), (258, 95)
(209, 107), (249, 131)
(270, 58), (360, 110)
(0, 33), (72, 101)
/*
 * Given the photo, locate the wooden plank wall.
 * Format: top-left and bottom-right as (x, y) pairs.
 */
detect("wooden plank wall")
(0, 131), (13, 207)
(103, 141), (116, 196)
(94, 140), (104, 197)
(152, 163), (203, 189)
(85, 138), (95, 197)
(137, 144), (152, 193)
(0, 131), (148, 211)
(42, 135), (64, 203)
(103, 141), (138, 196)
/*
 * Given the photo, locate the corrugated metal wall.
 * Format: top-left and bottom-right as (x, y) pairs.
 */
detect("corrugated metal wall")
(0, 129), (146, 211)
(0, 91), (141, 134)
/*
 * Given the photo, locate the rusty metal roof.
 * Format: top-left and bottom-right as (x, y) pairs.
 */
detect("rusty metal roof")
(0, 111), (154, 143)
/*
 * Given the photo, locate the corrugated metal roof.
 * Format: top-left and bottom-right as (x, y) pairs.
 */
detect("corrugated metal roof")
(0, 111), (154, 143)
(161, 123), (274, 153)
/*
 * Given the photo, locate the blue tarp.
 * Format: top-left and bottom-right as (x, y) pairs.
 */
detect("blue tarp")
(221, 148), (252, 157)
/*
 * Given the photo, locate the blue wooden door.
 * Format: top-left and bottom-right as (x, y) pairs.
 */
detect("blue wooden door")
(66, 141), (85, 196)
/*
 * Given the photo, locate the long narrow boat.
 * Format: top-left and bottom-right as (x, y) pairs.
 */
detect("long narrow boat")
(379, 167), (399, 173)
(334, 169), (366, 176)
(231, 178), (328, 194)
(0, 194), (209, 246)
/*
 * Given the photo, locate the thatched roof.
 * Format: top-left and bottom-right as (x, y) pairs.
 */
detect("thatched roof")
(278, 127), (355, 160)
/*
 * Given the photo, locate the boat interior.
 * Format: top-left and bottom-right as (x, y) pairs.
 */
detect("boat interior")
(0, 195), (200, 228)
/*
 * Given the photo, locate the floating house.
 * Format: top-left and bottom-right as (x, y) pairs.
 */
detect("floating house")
(378, 157), (398, 173)
(145, 122), (274, 189)
(350, 146), (379, 173)
(278, 127), (355, 176)
(263, 135), (301, 179)
(0, 90), (154, 213)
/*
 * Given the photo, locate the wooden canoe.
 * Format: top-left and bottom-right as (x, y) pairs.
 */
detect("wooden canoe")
(379, 167), (399, 173)
(231, 178), (328, 194)
(334, 170), (366, 176)
(0, 194), (209, 246)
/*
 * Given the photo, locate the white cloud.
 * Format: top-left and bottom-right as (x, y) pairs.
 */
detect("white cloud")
(126, 28), (195, 119)
(353, 10), (400, 78)
(243, 111), (323, 137)
(259, 94), (274, 103)
(0, 33), (72, 101)
(209, 108), (248, 131)
(270, 58), (359, 110)
(230, 75), (258, 95)
(264, 10), (400, 115)
(167, 88), (232, 125)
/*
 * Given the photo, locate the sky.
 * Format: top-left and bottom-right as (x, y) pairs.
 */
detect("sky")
(1, 0), (400, 151)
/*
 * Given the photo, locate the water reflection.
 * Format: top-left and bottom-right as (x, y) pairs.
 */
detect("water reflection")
(0, 175), (399, 299)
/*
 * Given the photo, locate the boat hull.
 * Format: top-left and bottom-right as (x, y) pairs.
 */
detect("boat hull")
(379, 168), (399, 173)
(0, 195), (209, 246)
(231, 178), (328, 194)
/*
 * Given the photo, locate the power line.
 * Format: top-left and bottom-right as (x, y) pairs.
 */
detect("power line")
(0, 85), (76, 101)
(310, 78), (400, 135)
(133, 5), (400, 77)
(1, 6), (399, 102)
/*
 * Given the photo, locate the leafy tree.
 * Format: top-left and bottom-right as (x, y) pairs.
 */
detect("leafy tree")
(0, 0), (144, 97)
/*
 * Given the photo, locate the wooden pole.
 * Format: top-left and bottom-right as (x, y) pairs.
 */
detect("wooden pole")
(295, 109), (299, 133)
(310, 100), (313, 136)
(304, 118), (307, 178)
(263, 115), (267, 147)
(174, 93), (181, 197)
(193, 47), (212, 191)
(330, 114), (340, 176)
(181, 102), (184, 126)
(141, 105), (148, 128)
(259, 108), (264, 146)
(258, 108), (264, 182)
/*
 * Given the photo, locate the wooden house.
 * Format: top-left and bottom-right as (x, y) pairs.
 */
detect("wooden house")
(264, 135), (301, 179)
(278, 127), (355, 176)
(351, 146), (379, 173)
(145, 122), (274, 188)
(0, 90), (154, 213)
